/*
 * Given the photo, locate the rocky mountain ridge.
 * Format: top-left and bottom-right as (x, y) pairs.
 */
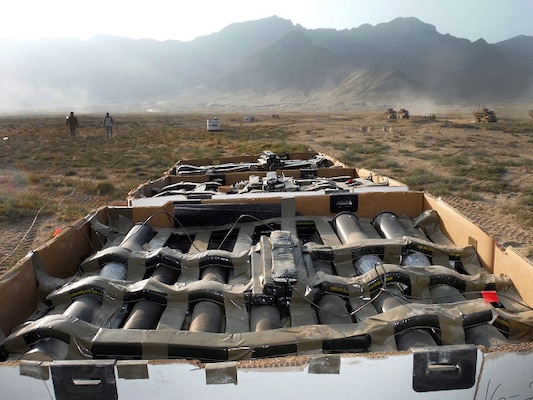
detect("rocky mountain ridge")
(1, 16), (532, 113)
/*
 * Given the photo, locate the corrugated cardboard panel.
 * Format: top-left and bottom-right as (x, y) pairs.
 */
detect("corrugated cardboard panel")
(494, 247), (533, 306)
(298, 192), (425, 217)
(131, 202), (175, 228)
(295, 194), (334, 216)
(310, 167), (356, 178)
(144, 176), (173, 194)
(0, 260), (38, 337)
(355, 191), (425, 218)
(34, 223), (93, 278)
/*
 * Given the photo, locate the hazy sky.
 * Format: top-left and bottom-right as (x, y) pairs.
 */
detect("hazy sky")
(2, 0), (532, 43)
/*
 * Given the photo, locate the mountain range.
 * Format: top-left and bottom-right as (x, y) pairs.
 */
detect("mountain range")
(1, 16), (532, 114)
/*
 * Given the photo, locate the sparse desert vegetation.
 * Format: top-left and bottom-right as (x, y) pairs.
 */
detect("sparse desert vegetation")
(1, 109), (533, 272)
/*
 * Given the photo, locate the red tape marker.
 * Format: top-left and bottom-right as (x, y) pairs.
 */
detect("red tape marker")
(481, 290), (499, 303)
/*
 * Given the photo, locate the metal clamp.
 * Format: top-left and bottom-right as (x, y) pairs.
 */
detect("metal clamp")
(412, 345), (477, 392)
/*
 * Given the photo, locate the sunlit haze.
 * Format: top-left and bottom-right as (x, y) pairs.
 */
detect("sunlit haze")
(1, 0), (532, 43)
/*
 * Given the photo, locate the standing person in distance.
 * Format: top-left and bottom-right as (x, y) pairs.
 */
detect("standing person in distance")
(103, 112), (114, 138)
(66, 111), (78, 137)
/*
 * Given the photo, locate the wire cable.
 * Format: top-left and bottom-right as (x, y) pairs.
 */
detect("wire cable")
(217, 213), (277, 250)
(141, 210), (201, 252)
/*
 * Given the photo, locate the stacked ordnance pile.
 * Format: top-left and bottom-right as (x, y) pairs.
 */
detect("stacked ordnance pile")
(3, 203), (529, 363)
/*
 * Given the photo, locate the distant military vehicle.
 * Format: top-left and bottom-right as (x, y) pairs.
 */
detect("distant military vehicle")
(474, 107), (498, 122)
(397, 108), (409, 119)
(384, 108), (397, 119)
(529, 110), (533, 119)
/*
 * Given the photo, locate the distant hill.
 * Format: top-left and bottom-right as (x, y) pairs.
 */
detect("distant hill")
(0, 15), (532, 113)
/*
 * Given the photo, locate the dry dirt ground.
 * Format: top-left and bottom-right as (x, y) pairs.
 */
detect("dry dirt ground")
(1, 107), (532, 273)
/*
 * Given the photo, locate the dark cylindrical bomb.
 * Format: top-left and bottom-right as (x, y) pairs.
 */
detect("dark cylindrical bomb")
(64, 294), (102, 322)
(316, 294), (352, 325)
(188, 301), (224, 332)
(373, 287), (437, 350)
(250, 305), (281, 332)
(307, 256), (353, 325)
(188, 265), (225, 333)
(413, 210), (439, 231)
(312, 257), (334, 275)
(122, 300), (165, 330)
(122, 264), (180, 330)
(23, 223), (155, 360)
(100, 262), (128, 281)
(413, 210), (455, 247)
(429, 285), (465, 303)
(332, 212), (382, 275)
(23, 338), (69, 361)
(373, 212), (432, 267)
(119, 223), (156, 250)
(465, 324), (508, 347)
(354, 255), (383, 275)
(374, 212), (506, 348)
(429, 285), (508, 347)
(201, 265), (226, 283)
(151, 264), (180, 285)
(332, 212), (369, 244)
(396, 329), (437, 350)
(401, 252), (431, 267)
(372, 287), (404, 313)
(372, 212), (411, 239)
(413, 209), (438, 225)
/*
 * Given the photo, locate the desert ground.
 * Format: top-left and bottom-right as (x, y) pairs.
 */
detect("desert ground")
(1, 106), (532, 273)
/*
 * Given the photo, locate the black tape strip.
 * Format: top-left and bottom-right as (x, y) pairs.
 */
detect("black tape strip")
(367, 271), (411, 295)
(23, 327), (71, 345)
(83, 246), (131, 269)
(429, 274), (467, 292)
(251, 343), (297, 359)
(167, 345), (229, 362)
(323, 335), (370, 353)
(93, 342), (143, 360)
(352, 245), (385, 260)
(462, 310), (493, 327)
(393, 315), (440, 335)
